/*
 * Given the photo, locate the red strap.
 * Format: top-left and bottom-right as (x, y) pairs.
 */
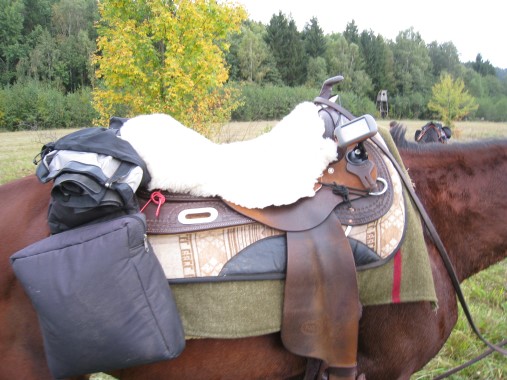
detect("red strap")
(140, 190), (166, 217)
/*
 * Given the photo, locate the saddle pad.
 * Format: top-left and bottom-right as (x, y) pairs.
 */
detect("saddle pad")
(150, 223), (284, 279)
(165, 127), (436, 339)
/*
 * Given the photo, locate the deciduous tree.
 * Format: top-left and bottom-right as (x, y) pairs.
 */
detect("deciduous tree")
(428, 73), (478, 127)
(427, 41), (460, 79)
(324, 33), (372, 96)
(236, 22), (270, 83)
(391, 28), (432, 95)
(93, 0), (246, 136)
(0, 0), (25, 84)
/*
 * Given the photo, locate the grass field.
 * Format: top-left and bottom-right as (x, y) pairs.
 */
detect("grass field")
(1, 118), (505, 379)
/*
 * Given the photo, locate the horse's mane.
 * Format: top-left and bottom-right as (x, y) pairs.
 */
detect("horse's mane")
(389, 122), (507, 154)
(389, 123), (415, 149)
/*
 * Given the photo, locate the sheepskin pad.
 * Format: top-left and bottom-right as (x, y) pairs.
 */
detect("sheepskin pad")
(119, 102), (338, 208)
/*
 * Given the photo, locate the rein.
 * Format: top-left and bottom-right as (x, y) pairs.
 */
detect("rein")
(432, 339), (507, 379)
(370, 135), (507, 360)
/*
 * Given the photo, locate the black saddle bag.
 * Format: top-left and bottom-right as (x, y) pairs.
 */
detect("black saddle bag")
(10, 213), (185, 379)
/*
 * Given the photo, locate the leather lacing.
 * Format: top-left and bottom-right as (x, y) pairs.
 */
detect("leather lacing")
(318, 181), (370, 209)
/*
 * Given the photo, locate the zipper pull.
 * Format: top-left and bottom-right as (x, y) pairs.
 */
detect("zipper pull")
(143, 234), (149, 252)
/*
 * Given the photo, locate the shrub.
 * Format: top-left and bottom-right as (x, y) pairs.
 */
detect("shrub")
(0, 81), (39, 131)
(36, 86), (68, 129)
(0, 81), (97, 131)
(476, 96), (507, 122)
(66, 88), (99, 128)
(231, 82), (376, 121)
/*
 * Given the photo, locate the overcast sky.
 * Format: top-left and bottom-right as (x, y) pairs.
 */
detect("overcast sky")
(237, 0), (507, 69)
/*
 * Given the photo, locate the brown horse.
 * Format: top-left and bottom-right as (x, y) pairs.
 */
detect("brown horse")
(1, 127), (506, 380)
(390, 121), (451, 144)
(414, 121), (451, 144)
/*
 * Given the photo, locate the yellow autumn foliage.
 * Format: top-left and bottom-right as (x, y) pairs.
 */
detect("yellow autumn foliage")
(427, 73), (478, 128)
(93, 0), (247, 137)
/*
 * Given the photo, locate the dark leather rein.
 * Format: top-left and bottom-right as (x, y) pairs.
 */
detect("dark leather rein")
(432, 339), (507, 379)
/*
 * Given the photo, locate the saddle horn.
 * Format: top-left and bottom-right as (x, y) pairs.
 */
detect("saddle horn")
(318, 75), (344, 100)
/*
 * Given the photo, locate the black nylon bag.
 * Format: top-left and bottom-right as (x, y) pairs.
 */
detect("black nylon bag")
(34, 127), (150, 234)
(10, 213), (185, 379)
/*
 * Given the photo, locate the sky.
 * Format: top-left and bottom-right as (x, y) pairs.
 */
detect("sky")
(236, 0), (507, 69)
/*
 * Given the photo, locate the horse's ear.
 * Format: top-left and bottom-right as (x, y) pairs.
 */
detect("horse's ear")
(442, 126), (452, 138)
(415, 130), (421, 140)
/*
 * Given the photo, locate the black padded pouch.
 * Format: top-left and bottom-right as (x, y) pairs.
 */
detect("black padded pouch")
(10, 213), (185, 379)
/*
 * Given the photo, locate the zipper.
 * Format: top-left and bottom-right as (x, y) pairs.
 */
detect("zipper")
(129, 213), (150, 253)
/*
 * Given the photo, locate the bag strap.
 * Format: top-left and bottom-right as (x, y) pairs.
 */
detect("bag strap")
(106, 161), (138, 204)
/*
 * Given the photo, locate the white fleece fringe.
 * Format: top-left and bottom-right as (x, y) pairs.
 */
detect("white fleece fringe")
(120, 102), (337, 208)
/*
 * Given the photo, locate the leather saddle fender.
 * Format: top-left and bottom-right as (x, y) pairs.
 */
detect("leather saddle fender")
(224, 151), (372, 379)
(226, 190), (361, 379)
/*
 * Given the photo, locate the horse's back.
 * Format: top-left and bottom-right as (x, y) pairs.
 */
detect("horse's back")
(0, 177), (55, 378)
(0, 174), (51, 295)
(0, 175), (51, 254)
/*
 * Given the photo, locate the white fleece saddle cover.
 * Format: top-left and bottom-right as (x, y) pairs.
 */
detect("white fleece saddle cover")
(119, 102), (338, 209)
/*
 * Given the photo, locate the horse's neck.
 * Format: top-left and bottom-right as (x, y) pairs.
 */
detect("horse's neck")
(399, 141), (507, 281)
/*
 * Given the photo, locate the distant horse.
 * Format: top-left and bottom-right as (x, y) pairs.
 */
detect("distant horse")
(414, 121), (452, 143)
(1, 126), (506, 379)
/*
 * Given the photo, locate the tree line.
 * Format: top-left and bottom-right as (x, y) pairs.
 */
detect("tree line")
(227, 15), (507, 122)
(1, 0), (506, 132)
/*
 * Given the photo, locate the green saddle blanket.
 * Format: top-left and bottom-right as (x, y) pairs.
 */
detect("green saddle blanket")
(168, 127), (436, 338)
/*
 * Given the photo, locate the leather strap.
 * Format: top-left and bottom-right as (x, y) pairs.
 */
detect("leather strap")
(314, 97), (356, 122)
(370, 135), (507, 356)
(281, 211), (360, 380)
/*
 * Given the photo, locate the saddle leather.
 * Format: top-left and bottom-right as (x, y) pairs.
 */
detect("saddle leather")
(137, 189), (254, 234)
(282, 212), (360, 380)
(333, 140), (393, 226)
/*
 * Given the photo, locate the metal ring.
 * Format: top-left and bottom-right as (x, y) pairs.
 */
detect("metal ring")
(369, 177), (388, 196)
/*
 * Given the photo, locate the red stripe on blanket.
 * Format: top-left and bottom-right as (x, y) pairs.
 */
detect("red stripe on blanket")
(391, 250), (402, 303)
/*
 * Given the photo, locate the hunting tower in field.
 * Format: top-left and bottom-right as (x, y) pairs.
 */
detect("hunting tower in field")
(376, 90), (388, 118)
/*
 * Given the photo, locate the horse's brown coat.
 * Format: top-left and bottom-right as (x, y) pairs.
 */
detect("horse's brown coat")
(0, 132), (506, 379)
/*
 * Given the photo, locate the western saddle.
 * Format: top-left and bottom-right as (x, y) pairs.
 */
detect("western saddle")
(135, 76), (392, 380)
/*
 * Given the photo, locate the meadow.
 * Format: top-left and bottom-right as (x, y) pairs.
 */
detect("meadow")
(1, 118), (505, 379)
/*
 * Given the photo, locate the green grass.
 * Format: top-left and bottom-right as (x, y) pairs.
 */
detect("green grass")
(413, 262), (506, 379)
(1, 120), (506, 379)
(0, 129), (78, 185)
